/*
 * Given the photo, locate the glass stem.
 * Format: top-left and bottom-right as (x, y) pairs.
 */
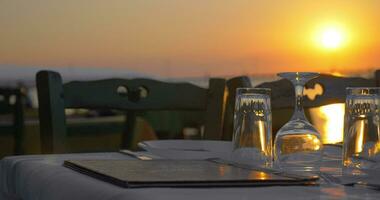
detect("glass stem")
(291, 84), (307, 121)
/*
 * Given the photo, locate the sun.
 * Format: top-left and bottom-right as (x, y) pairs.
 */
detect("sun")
(321, 28), (342, 49)
(317, 26), (345, 50)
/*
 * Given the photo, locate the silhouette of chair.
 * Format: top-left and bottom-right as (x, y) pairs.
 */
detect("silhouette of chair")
(36, 70), (226, 154)
(0, 88), (24, 155)
(256, 72), (377, 137)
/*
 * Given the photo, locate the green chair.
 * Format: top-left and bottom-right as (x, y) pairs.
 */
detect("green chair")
(221, 76), (252, 141)
(0, 88), (24, 155)
(36, 70), (226, 154)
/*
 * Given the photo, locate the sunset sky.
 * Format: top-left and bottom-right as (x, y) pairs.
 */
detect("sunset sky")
(1, 0), (379, 77)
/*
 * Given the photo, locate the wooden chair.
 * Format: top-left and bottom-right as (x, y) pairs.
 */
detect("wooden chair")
(221, 76), (252, 140)
(36, 70), (226, 154)
(256, 72), (377, 135)
(0, 88), (24, 155)
(257, 73), (375, 109)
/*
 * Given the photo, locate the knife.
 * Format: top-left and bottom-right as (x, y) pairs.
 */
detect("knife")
(119, 149), (162, 160)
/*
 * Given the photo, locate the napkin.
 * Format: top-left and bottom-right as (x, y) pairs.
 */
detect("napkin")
(138, 140), (233, 160)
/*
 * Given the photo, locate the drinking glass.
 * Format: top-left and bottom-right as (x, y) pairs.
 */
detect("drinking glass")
(274, 72), (323, 172)
(343, 87), (380, 175)
(232, 88), (272, 167)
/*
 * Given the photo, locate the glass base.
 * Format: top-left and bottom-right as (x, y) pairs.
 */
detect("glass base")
(342, 166), (367, 176)
(231, 147), (272, 168)
(343, 156), (377, 176)
(274, 131), (323, 173)
(274, 154), (321, 173)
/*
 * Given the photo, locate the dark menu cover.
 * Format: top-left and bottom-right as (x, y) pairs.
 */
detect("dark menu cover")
(63, 160), (318, 188)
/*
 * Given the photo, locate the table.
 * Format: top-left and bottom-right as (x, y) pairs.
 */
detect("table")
(1, 146), (380, 200)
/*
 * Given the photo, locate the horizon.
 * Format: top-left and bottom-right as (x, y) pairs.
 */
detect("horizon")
(0, 64), (377, 89)
(0, 64), (377, 79)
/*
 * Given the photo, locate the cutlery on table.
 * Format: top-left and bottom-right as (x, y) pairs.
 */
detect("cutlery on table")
(119, 149), (162, 160)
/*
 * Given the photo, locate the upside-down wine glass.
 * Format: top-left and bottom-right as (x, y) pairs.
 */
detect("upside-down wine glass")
(274, 72), (323, 172)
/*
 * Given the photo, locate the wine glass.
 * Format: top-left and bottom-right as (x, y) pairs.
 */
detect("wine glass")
(274, 72), (323, 172)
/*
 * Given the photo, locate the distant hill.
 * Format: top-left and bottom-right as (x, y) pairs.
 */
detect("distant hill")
(0, 65), (274, 88)
(1, 64), (377, 88)
(0, 65), (149, 87)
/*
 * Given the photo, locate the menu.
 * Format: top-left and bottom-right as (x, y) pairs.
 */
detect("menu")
(64, 160), (318, 188)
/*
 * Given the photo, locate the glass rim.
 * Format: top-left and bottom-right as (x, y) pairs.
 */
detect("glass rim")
(346, 87), (380, 95)
(236, 87), (271, 91)
(277, 72), (320, 76)
(346, 87), (380, 90)
(236, 87), (271, 96)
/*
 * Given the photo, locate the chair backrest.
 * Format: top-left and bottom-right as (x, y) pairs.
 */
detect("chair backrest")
(0, 88), (24, 155)
(36, 70), (226, 153)
(376, 70), (380, 87)
(256, 73), (375, 109)
(256, 72), (377, 135)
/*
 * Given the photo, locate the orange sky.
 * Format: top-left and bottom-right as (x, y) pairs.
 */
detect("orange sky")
(0, 0), (379, 77)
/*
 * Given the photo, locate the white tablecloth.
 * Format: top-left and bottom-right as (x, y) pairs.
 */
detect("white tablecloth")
(1, 147), (380, 200)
